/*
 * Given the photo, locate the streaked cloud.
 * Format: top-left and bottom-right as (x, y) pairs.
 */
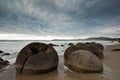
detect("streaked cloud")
(0, 0), (120, 39)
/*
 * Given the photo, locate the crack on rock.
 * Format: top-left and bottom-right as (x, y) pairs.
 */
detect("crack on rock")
(30, 47), (38, 55)
(44, 45), (48, 53)
(19, 44), (50, 73)
(20, 57), (29, 73)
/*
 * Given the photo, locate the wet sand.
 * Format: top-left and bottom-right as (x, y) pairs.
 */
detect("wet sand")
(0, 44), (120, 80)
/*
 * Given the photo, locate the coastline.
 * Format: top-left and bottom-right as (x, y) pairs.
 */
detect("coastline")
(0, 44), (120, 80)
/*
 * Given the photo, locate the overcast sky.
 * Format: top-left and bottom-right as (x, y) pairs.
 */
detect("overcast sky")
(0, 0), (120, 40)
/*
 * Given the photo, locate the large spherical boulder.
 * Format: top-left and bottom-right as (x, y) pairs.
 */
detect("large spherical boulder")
(15, 42), (59, 74)
(66, 50), (103, 73)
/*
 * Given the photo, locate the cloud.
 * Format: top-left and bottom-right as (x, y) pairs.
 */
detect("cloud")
(0, 33), (75, 40)
(0, 0), (120, 39)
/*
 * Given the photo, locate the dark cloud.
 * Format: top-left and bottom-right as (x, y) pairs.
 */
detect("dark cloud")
(0, 0), (120, 38)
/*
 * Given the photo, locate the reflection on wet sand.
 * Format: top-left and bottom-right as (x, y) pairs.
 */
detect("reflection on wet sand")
(16, 70), (59, 80)
(16, 53), (120, 80)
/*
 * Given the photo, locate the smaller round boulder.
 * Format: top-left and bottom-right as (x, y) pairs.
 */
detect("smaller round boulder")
(66, 50), (103, 73)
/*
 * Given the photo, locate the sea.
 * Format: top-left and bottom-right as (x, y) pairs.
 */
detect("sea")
(0, 40), (119, 64)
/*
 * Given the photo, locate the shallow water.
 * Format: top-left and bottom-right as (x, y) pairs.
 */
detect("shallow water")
(0, 40), (118, 52)
(0, 40), (119, 64)
(0, 41), (120, 80)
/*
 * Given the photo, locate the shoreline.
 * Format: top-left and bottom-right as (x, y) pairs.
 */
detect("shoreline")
(0, 44), (120, 80)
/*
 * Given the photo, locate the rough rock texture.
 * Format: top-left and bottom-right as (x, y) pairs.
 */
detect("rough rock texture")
(85, 42), (104, 52)
(67, 50), (103, 73)
(96, 43), (104, 51)
(64, 42), (104, 63)
(84, 43), (104, 59)
(15, 42), (59, 74)
(64, 45), (82, 65)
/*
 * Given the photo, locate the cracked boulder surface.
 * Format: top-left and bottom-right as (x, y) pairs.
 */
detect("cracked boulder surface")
(15, 42), (59, 74)
(64, 42), (104, 66)
(67, 50), (103, 73)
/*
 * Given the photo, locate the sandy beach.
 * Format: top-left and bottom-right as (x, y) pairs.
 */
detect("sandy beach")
(0, 44), (120, 80)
